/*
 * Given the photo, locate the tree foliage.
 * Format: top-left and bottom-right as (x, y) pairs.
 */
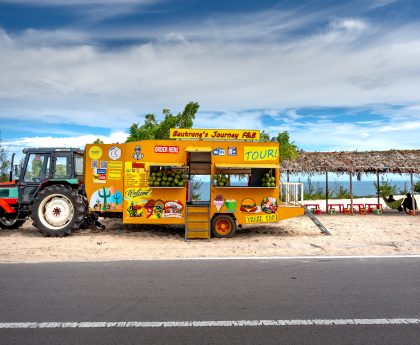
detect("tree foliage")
(126, 102), (199, 142)
(191, 179), (203, 201)
(0, 133), (10, 182)
(259, 130), (299, 163)
(276, 131), (299, 164)
(373, 177), (399, 197)
(414, 181), (420, 194)
(93, 138), (104, 144)
(259, 130), (271, 142)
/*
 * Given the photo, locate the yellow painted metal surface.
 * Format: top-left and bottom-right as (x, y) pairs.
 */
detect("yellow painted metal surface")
(85, 144), (125, 213)
(185, 146), (212, 152)
(84, 136), (302, 228)
(278, 206), (305, 220)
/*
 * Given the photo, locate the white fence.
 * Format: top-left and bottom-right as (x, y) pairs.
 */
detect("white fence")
(280, 182), (304, 206)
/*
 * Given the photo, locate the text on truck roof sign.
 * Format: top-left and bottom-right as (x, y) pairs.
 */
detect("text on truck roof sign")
(169, 129), (260, 140)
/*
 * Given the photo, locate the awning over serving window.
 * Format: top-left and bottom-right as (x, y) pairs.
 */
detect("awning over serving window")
(185, 146), (212, 152)
(215, 163), (279, 169)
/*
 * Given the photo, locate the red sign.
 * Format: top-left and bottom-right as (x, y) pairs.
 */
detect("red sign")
(154, 145), (179, 154)
(132, 162), (145, 169)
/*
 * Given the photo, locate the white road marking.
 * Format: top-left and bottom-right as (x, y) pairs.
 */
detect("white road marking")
(0, 319), (419, 329)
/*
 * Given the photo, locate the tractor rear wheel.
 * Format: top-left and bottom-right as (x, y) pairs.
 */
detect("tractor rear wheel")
(30, 185), (85, 237)
(0, 215), (25, 230)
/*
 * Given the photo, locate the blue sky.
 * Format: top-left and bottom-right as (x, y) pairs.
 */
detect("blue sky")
(1, 0), (420, 158)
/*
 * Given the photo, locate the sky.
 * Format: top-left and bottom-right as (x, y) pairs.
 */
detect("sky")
(1, 0), (420, 159)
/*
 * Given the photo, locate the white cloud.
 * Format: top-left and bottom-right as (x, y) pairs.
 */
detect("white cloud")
(14, 29), (90, 47)
(1, 4), (420, 150)
(195, 111), (264, 131)
(4, 131), (128, 157)
(265, 105), (420, 151)
(330, 18), (368, 31)
(2, 11), (419, 123)
(369, 0), (400, 9)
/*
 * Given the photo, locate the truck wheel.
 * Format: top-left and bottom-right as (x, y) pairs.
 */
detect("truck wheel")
(30, 185), (85, 237)
(0, 216), (25, 230)
(211, 214), (236, 238)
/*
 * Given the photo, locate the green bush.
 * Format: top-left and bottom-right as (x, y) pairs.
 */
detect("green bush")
(414, 181), (420, 194)
(373, 177), (398, 197)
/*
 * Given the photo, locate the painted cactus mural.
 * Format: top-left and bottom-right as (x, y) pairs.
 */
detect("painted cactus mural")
(98, 187), (111, 211)
(113, 191), (122, 205)
(89, 187), (123, 211)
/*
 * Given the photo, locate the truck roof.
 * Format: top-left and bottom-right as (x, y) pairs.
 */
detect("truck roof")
(22, 147), (84, 154)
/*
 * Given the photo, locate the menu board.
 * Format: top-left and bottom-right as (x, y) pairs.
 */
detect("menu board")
(124, 162), (149, 187)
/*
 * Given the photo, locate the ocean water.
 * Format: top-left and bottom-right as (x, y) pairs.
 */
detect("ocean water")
(195, 180), (414, 201)
(299, 180), (413, 197)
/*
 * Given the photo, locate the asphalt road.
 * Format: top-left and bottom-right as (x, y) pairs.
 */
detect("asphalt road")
(1, 257), (420, 344)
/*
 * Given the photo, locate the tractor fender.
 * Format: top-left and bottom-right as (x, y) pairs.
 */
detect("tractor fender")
(0, 198), (16, 214)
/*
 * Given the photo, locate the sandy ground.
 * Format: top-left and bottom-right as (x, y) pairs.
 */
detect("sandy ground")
(1, 201), (419, 263)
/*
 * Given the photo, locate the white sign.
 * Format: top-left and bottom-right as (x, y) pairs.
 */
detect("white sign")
(108, 146), (122, 161)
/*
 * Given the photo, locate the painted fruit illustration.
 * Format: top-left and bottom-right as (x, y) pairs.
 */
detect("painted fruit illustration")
(261, 197), (278, 214)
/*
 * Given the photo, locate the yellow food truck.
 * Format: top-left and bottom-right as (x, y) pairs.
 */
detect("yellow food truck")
(84, 129), (304, 239)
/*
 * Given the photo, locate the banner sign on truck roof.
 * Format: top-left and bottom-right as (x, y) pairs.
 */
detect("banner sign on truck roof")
(169, 128), (260, 141)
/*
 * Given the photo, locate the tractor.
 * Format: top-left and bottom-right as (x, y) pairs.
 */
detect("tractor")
(0, 147), (89, 237)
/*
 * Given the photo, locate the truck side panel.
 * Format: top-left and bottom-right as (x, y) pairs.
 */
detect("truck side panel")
(84, 144), (125, 213)
(122, 142), (186, 224)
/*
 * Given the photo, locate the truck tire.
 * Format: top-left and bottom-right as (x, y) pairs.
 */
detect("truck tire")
(30, 185), (85, 237)
(0, 216), (25, 230)
(211, 214), (236, 238)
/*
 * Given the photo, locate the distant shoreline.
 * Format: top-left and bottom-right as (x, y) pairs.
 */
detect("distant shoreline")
(196, 180), (416, 201)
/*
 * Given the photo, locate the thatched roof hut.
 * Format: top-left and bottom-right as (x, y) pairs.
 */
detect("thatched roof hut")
(281, 149), (420, 212)
(282, 150), (420, 174)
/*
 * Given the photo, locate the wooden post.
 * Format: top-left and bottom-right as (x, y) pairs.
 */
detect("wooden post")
(376, 171), (380, 206)
(326, 171), (329, 213)
(350, 172), (353, 215)
(287, 171), (290, 182)
(411, 173), (415, 215)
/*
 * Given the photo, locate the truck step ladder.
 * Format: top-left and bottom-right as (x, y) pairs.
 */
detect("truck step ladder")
(304, 206), (332, 236)
(185, 205), (211, 240)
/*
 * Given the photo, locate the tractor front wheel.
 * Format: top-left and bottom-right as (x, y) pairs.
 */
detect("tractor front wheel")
(211, 214), (236, 238)
(0, 215), (25, 230)
(30, 185), (85, 237)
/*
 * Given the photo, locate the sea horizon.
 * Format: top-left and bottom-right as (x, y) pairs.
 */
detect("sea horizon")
(195, 180), (416, 201)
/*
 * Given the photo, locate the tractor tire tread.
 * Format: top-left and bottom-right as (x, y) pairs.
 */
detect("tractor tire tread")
(30, 184), (85, 237)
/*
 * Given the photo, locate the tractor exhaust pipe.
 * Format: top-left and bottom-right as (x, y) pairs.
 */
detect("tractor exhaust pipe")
(9, 153), (15, 182)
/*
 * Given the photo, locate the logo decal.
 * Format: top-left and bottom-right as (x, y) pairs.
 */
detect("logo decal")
(88, 146), (102, 160)
(108, 146), (122, 161)
(212, 148), (225, 156)
(133, 145), (144, 160)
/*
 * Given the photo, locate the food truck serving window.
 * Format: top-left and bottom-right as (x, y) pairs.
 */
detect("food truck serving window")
(214, 164), (278, 188)
(149, 163), (188, 188)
